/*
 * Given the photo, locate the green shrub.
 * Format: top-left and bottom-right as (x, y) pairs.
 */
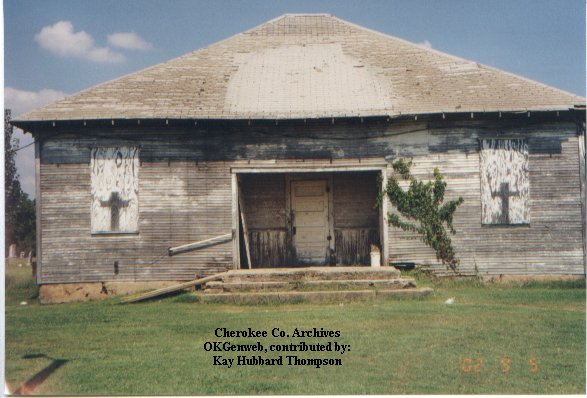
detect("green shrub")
(379, 159), (464, 271)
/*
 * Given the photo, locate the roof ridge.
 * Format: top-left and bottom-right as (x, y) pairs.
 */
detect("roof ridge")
(280, 13), (332, 17)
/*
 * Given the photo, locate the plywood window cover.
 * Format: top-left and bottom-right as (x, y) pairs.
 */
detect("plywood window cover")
(480, 138), (530, 226)
(90, 146), (140, 235)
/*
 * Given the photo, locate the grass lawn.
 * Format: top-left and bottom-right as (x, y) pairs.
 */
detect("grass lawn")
(5, 264), (586, 395)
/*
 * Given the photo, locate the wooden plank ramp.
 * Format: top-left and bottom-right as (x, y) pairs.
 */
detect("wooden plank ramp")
(168, 234), (232, 256)
(120, 271), (228, 304)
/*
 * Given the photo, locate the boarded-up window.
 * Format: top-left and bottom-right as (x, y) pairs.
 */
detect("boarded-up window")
(91, 147), (139, 233)
(480, 139), (529, 225)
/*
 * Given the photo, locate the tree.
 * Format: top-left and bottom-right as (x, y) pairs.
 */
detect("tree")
(380, 159), (464, 271)
(5, 109), (36, 255)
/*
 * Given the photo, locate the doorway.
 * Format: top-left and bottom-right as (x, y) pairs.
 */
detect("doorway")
(290, 179), (330, 265)
(234, 167), (387, 268)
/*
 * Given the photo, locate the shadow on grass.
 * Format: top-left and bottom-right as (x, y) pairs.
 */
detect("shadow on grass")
(13, 354), (68, 395)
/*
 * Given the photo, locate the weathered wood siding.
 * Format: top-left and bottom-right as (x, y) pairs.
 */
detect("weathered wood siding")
(388, 121), (584, 275)
(334, 229), (379, 265)
(240, 174), (291, 267)
(333, 172), (380, 265)
(36, 118), (585, 283)
(580, 129), (586, 273)
(40, 134), (234, 283)
(248, 230), (290, 268)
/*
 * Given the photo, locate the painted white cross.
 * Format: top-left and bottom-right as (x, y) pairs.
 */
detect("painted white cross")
(100, 192), (130, 231)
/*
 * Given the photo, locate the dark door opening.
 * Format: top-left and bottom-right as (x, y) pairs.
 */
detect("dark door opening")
(238, 170), (381, 268)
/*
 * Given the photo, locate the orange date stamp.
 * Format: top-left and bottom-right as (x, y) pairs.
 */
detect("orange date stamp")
(460, 356), (538, 373)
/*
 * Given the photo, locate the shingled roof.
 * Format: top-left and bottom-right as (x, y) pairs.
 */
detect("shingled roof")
(16, 14), (585, 122)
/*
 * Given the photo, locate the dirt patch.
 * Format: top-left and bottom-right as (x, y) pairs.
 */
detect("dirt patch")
(39, 281), (182, 304)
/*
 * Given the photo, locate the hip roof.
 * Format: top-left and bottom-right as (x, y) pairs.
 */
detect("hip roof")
(15, 14), (585, 122)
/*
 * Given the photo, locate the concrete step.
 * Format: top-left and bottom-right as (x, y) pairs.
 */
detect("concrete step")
(223, 266), (401, 283)
(205, 278), (416, 293)
(197, 288), (433, 303)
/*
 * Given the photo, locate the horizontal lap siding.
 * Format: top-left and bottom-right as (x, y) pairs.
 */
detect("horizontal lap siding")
(388, 125), (584, 275)
(241, 174), (286, 230)
(40, 158), (232, 283)
(38, 120), (584, 282)
(138, 162), (232, 278)
(333, 172), (380, 228)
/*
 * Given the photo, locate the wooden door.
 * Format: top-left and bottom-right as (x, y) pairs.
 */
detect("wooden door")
(291, 180), (329, 265)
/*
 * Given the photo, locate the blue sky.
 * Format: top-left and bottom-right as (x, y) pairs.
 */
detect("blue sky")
(4, 0), (586, 197)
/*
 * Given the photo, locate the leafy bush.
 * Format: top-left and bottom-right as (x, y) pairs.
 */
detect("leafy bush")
(379, 159), (464, 271)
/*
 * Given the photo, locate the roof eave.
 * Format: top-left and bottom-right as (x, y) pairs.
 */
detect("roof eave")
(12, 107), (585, 134)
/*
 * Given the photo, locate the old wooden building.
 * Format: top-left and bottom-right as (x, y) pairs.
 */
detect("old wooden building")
(13, 14), (586, 301)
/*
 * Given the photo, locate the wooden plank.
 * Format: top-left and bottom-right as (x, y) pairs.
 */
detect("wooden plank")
(35, 140), (42, 284)
(328, 173), (334, 257)
(231, 173), (240, 269)
(232, 165), (387, 173)
(168, 233), (232, 256)
(381, 165), (390, 266)
(120, 271), (228, 304)
(238, 179), (252, 269)
(579, 129), (586, 274)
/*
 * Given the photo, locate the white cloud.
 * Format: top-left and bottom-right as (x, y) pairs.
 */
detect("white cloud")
(35, 21), (125, 63)
(418, 40), (433, 49)
(108, 32), (153, 50)
(5, 87), (68, 118)
(5, 87), (69, 197)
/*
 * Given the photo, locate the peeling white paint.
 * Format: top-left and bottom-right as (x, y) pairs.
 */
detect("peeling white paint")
(480, 139), (529, 224)
(91, 147), (139, 233)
